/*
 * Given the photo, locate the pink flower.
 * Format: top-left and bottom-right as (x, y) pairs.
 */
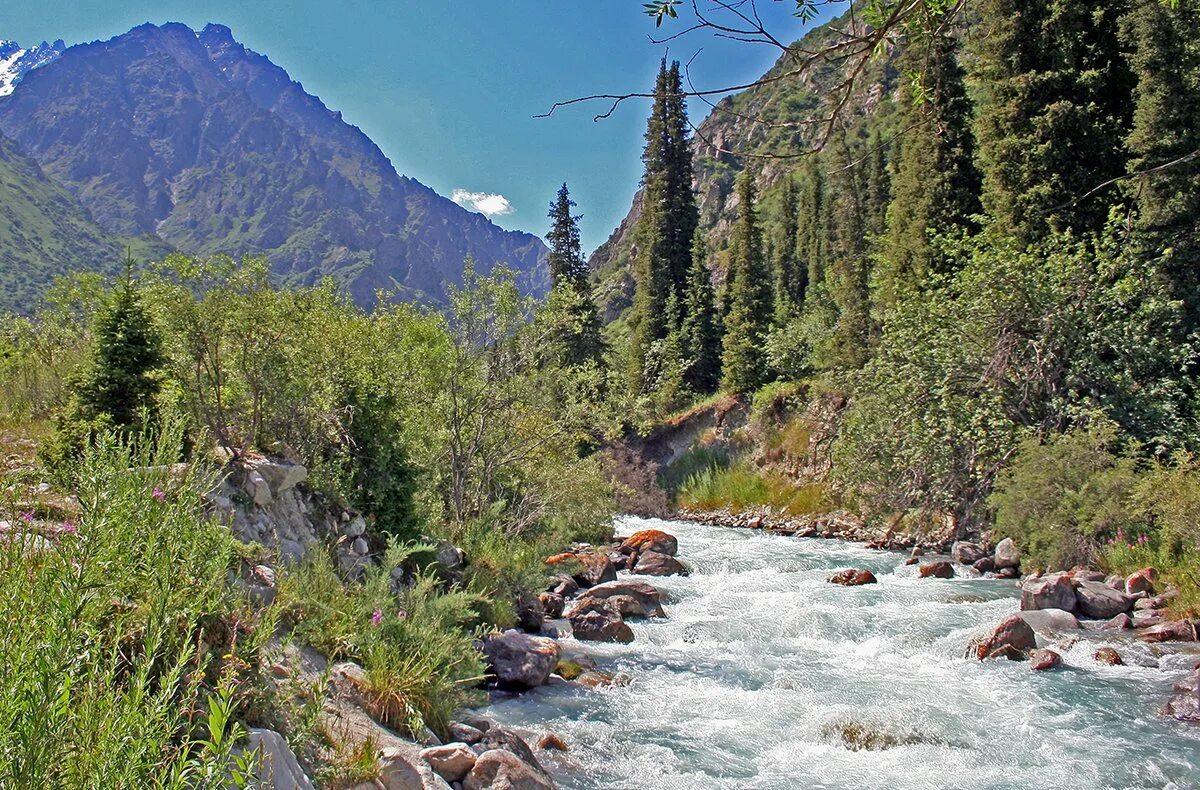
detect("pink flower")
(19, 511), (34, 523)
(396, 610), (408, 621)
(1138, 533), (1148, 546)
(152, 487), (166, 502)
(371, 609), (383, 626)
(60, 519), (78, 536)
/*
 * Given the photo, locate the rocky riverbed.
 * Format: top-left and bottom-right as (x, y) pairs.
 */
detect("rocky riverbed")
(483, 516), (1200, 789)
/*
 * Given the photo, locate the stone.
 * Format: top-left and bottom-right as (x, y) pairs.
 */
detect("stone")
(538, 593), (565, 619)
(537, 733), (568, 752)
(248, 459), (308, 494)
(434, 540), (467, 583)
(376, 745), (447, 789)
(1074, 581), (1133, 620)
(918, 561), (954, 579)
(421, 743), (477, 783)
(993, 537), (1021, 569)
(1020, 573), (1077, 612)
(1094, 647), (1124, 666)
(972, 557), (995, 574)
(547, 574), (579, 598)
(1030, 649), (1062, 671)
(244, 728), (315, 789)
(473, 728), (544, 774)
(1071, 568), (1107, 583)
(464, 750), (553, 790)
(343, 515), (367, 538)
(607, 550), (631, 571)
(1132, 610), (1165, 628)
(904, 557), (919, 566)
(569, 603), (634, 643)
(996, 566), (1019, 579)
(1015, 608), (1081, 632)
(1101, 613), (1133, 630)
(243, 469), (273, 507)
(632, 550), (688, 577)
(951, 541), (987, 566)
(829, 568), (878, 586)
(571, 580), (665, 618)
(351, 537), (369, 555)
(448, 722), (485, 745)
(482, 632), (561, 690)
(974, 615), (1036, 661)
(1125, 568), (1157, 595)
(1164, 670), (1200, 722)
(1139, 619), (1199, 643)
(618, 529), (679, 556)
(515, 591), (545, 633)
(571, 552), (618, 588)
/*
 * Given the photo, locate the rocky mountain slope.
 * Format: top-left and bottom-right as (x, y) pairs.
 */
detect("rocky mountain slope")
(0, 39), (63, 96)
(0, 23), (547, 308)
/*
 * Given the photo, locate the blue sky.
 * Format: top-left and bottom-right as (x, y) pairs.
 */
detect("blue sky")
(4, 2), (836, 252)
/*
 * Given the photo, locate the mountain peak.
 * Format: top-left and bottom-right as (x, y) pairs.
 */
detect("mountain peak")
(0, 38), (64, 96)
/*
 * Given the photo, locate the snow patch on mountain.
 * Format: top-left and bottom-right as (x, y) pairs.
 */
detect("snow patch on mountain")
(0, 39), (65, 96)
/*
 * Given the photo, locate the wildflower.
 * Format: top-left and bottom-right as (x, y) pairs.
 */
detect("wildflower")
(60, 519), (78, 536)
(1138, 533), (1148, 546)
(396, 609), (407, 621)
(371, 609), (383, 626)
(19, 511), (34, 523)
(152, 486), (166, 502)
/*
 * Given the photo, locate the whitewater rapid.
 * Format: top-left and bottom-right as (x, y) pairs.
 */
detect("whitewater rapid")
(484, 516), (1200, 789)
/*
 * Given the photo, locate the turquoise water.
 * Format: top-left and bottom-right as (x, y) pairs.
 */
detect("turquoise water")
(484, 516), (1200, 789)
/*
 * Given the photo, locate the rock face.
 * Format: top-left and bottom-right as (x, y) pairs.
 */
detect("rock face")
(1165, 669), (1200, 722)
(1020, 573), (1077, 612)
(464, 750), (554, 790)
(1074, 581), (1133, 620)
(618, 529), (679, 556)
(1030, 649), (1062, 671)
(993, 538), (1021, 569)
(974, 615), (1037, 661)
(631, 550), (688, 577)
(573, 580), (666, 619)
(482, 632), (561, 690)
(951, 541), (987, 566)
(918, 561), (954, 579)
(829, 568), (878, 586)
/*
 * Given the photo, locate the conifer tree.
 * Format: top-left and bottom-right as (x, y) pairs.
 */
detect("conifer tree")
(721, 172), (772, 392)
(682, 234), (721, 393)
(797, 159), (828, 290)
(972, 0), (1134, 245)
(546, 183), (604, 366)
(1122, 0), (1200, 317)
(773, 174), (804, 321)
(877, 33), (981, 311)
(825, 135), (872, 368)
(864, 130), (891, 240)
(664, 61), (700, 298)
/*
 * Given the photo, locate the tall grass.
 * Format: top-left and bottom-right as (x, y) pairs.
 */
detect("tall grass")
(677, 460), (831, 516)
(0, 426), (272, 786)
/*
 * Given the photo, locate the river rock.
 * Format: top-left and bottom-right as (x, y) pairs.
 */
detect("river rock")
(464, 750), (553, 790)
(919, 561), (954, 579)
(1132, 609), (1165, 628)
(573, 580), (665, 618)
(1164, 669), (1200, 722)
(537, 733), (568, 752)
(1020, 573), (1077, 612)
(548, 575), (579, 598)
(972, 556), (996, 574)
(829, 568), (878, 586)
(974, 615), (1036, 661)
(573, 553), (617, 587)
(1139, 619), (1199, 643)
(618, 529), (679, 556)
(1094, 646), (1124, 666)
(1071, 568), (1108, 583)
(473, 728), (544, 774)
(448, 722), (486, 745)
(951, 541), (987, 566)
(1125, 567), (1157, 595)
(421, 743), (477, 783)
(1015, 608), (1081, 632)
(993, 537), (1020, 569)
(1030, 648), (1062, 671)
(538, 593), (565, 619)
(568, 602), (634, 643)
(482, 631), (561, 690)
(632, 550), (688, 577)
(1074, 581), (1133, 620)
(516, 590), (546, 633)
(607, 550), (631, 571)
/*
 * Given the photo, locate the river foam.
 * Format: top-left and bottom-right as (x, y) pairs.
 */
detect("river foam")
(484, 516), (1200, 789)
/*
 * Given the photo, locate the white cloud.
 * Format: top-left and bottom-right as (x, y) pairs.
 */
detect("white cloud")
(451, 189), (515, 217)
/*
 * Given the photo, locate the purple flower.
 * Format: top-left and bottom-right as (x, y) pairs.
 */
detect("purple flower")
(18, 511), (34, 523)
(371, 609), (383, 627)
(60, 519), (78, 536)
(1138, 533), (1148, 546)
(152, 487), (166, 502)
(396, 609), (408, 621)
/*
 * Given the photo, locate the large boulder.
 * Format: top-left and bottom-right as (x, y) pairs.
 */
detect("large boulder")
(829, 568), (878, 586)
(993, 538), (1021, 570)
(1125, 567), (1157, 595)
(482, 632), (561, 690)
(538, 593), (565, 619)
(618, 529), (679, 556)
(1139, 619), (1199, 643)
(247, 458), (308, 494)
(473, 728), (544, 775)
(568, 602), (634, 643)
(464, 750), (554, 790)
(918, 561), (954, 579)
(573, 580), (665, 619)
(1074, 581), (1133, 620)
(1015, 608), (1081, 632)
(951, 541), (987, 566)
(973, 615), (1036, 661)
(421, 743), (477, 783)
(573, 553), (617, 587)
(515, 591), (546, 633)
(1165, 669), (1200, 722)
(632, 550), (688, 577)
(1020, 573), (1077, 612)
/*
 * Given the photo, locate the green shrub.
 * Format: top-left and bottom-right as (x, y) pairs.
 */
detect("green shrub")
(677, 459), (831, 516)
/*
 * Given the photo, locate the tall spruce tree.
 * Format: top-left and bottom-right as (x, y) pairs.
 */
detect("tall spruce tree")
(877, 33), (981, 311)
(627, 59), (700, 392)
(797, 158), (828, 290)
(972, 0), (1134, 246)
(682, 234), (721, 394)
(1122, 0), (1200, 318)
(546, 183), (604, 366)
(824, 134), (872, 368)
(773, 174), (804, 321)
(722, 172), (772, 392)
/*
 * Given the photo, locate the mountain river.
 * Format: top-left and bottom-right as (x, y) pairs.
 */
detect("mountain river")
(484, 516), (1200, 789)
